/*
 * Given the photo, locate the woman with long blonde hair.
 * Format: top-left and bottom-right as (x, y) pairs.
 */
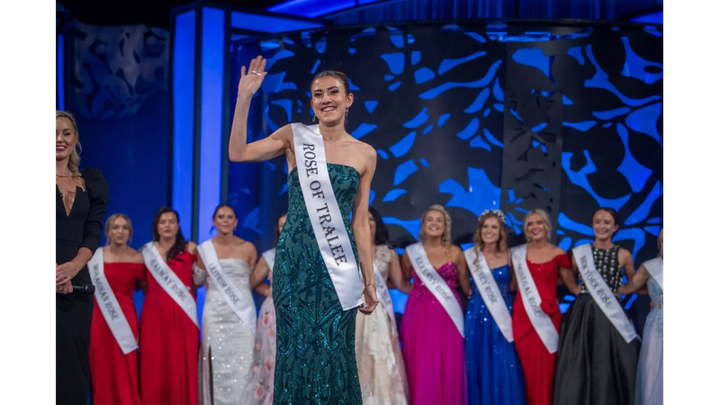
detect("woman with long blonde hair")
(510, 209), (574, 405)
(462, 209), (526, 405)
(400, 204), (467, 405)
(56, 110), (109, 405)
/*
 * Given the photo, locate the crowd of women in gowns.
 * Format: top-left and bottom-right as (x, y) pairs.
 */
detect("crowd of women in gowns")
(59, 59), (662, 404)
(70, 200), (663, 405)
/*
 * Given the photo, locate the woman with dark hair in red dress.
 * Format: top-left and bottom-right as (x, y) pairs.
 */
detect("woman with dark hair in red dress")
(139, 207), (199, 405)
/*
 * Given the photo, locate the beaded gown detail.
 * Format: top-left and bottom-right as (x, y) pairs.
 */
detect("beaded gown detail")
(635, 275), (663, 405)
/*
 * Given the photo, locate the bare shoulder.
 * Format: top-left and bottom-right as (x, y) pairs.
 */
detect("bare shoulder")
(353, 139), (377, 157)
(553, 245), (567, 256)
(129, 248), (144, 263)
(238, 237), (258, 254)
(350, 140), (376, 175)
(618, 247), (633, 262)
(449, 244), (465, 260)
(272, 123), (293, 139)
(186, 241), (198, 254)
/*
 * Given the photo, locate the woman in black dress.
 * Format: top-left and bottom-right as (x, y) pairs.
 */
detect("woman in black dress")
(56, 110), (109, 405)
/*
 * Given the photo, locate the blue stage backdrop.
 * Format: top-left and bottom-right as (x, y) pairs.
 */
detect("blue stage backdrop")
(230, 20), (662, 330)
(62, 19), (172, 248)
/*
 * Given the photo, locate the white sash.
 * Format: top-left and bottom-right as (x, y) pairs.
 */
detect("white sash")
(87, 249), (138, 354)
(142, 242), (199, 328)
(197, 240), (257, 335)
(373, 263), (397, 326)
(292, 123), (363, 310)
(643, 257), (663, 292)
(511, 244), (558, 353)
(406, 243), (464, 337)
(464, 248), (513, 342)
(262, 248), (276, 276)
(574, 244), (639, 343)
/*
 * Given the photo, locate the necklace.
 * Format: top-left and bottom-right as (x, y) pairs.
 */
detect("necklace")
(56, 173), (74, 178)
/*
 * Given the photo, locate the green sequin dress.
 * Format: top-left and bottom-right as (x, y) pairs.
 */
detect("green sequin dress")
(272, 163), (363, 404)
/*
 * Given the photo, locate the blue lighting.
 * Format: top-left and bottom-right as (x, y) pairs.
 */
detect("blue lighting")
(198, 8), (225, 241)
(268, 0), (356, 18)
(351, 123), (378, 139)
(457, 118), (479, 140)
(231, 11), (323, 33)
(57, 34), (65, 110)
(380, 52), (405, 75)
(394, 160), (418, 186)
(440, 168), (502, 217)
(172, 11), (196, 238)
(402, 107), (430, 128)
(383, 189), (407, 203)
(390, 132), (417, 158)
(630, 11), (663, 25)
(464, 88), (490, 114)
(438, 51), (487, 75)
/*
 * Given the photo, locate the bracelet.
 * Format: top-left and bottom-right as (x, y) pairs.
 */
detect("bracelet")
(364, 283), (376, 290)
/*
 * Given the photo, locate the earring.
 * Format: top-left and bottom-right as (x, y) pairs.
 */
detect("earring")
(345, 108), (349, 118)
(312, 114), (317, 123)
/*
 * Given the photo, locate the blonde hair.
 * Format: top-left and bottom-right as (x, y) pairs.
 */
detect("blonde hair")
(419, 204), (452, 247)
(473, 211), (508, 265)
(523, 208), (553, 242)
(56, 110), (82, 179)
(105, 213), (134, 245)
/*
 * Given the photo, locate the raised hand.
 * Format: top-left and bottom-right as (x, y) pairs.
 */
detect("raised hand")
(237, 55), (268, 98)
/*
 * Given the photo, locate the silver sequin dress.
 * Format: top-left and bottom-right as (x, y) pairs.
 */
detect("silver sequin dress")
(194, 258), (257, 405)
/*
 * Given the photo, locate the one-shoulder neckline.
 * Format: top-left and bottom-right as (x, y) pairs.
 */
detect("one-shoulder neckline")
(289, 163), (360, 177)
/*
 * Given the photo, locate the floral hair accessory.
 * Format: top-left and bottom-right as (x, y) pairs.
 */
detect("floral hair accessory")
(479, 209), (506, 224)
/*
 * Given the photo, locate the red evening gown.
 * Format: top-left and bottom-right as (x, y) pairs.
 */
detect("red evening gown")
(139, 250), (199, 405)
(89, 261), (145, 405)
(512, 254), (570, 405)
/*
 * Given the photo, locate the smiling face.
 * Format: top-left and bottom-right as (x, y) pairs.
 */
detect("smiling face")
(56, 117), (78, 161)
(157, 212), (179, 240)
(480, 216), (502, 246)
(310, 76), (353, 126)
(422, 210), (446, 240)
(524, 213), (548, 242)
(592, 209), (619, 242)
(109, 216), (132, 246)
(213, 206), (238, 236)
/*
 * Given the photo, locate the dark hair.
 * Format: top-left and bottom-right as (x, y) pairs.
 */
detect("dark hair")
(213, 203), (237, 219)
(369, 207), (391, 247)
(209, 203), (239, 236)
(152, 207), (188, 263)
(311, 70), (350, 97)
(275, 213), (287, 243)
(594, 207), (621, 235)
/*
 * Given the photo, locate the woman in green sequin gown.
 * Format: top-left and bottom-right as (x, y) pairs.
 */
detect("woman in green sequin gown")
(228, 56), (379, 404)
